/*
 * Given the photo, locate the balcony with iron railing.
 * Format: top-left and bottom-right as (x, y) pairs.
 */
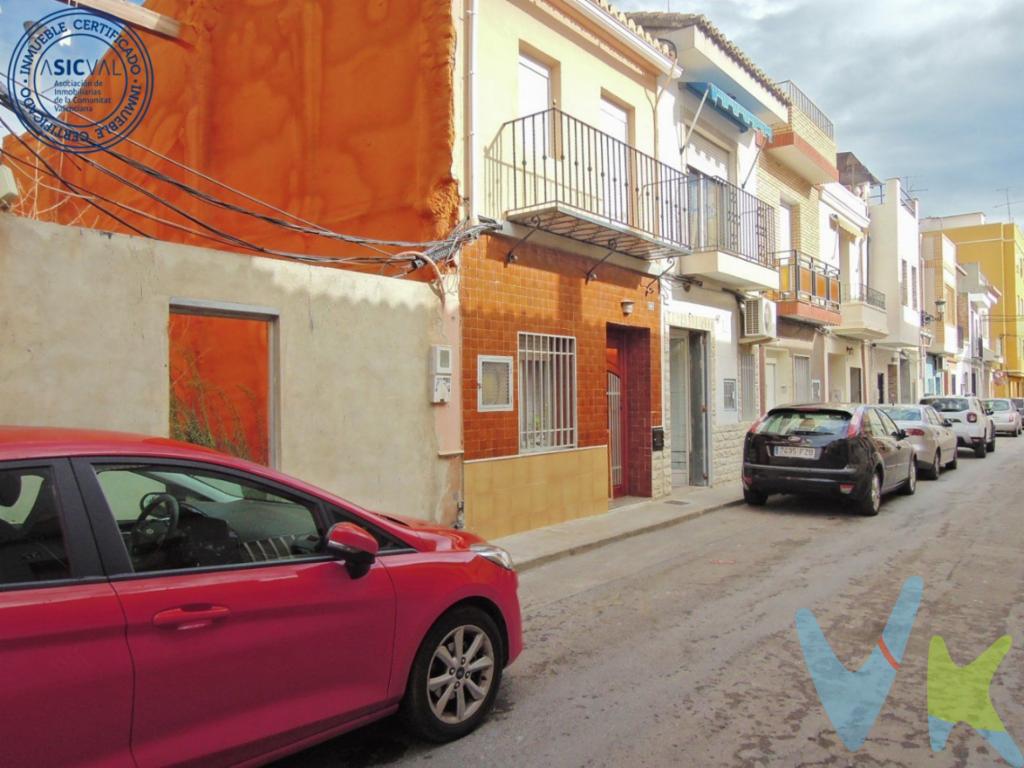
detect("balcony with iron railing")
(484, 108), (779, 289)
(844, 283), (886, 310)
(868, 181), (917, 217)
(833, 282), (889, 339)
(770, 251), (841, 325)
(765, 81), (837, 185)
(776, 80), (834, 140)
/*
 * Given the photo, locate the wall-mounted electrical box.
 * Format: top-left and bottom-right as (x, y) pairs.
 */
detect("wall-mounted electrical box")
(430, 345), (453, 404)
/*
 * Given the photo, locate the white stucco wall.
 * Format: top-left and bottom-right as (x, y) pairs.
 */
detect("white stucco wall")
(0, 216), (461, 524)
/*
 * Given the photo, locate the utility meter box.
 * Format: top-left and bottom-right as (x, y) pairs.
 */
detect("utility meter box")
(430, 345), (453, 404)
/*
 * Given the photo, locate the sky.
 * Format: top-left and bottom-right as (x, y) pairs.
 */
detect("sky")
(0, 1), (1020, 222)
(617, 0), (1024, 222)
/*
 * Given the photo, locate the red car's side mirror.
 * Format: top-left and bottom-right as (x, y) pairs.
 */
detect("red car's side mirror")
(326, 523), (379, 578)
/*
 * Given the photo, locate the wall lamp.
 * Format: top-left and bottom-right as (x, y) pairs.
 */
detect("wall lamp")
(620, 300), (635, 317)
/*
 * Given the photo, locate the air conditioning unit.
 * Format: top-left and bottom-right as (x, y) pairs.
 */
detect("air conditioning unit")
(742, 297), (777, 342)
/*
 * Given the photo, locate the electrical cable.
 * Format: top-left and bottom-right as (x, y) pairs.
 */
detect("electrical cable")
(0, 85), (496, 277)
(0, 113), (152, 239)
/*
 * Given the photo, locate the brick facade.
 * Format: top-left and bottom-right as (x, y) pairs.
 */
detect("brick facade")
(461, 235), (662, 465)
(757, 153), (820, 256)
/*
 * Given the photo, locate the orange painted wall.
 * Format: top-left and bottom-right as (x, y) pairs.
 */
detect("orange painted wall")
(4, 0), (458, 274)
(169, 313), (270, 465)
(461, 236), (662, 462)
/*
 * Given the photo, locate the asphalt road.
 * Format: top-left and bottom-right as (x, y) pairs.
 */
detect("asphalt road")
(277, 436), (1024, 768)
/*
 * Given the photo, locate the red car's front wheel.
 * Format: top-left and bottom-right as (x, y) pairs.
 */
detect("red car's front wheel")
(401, 606), (505, 743)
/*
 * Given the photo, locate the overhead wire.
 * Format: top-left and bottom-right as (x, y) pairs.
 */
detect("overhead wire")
(0, 85), (495, 280)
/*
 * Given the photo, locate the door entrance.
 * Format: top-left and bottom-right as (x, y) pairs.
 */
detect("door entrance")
(688, 332), (708, 486)
(606, 349), (626, 498)
(668, 328), (709, 488)
(850, 366), (863, 403)
(764, 361), (777, 412)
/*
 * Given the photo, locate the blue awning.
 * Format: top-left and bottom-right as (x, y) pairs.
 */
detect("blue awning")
(687, 82), (773, 141)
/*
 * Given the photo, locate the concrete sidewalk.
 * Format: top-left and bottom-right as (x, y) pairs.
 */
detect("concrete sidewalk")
(493, 484), (744, 572)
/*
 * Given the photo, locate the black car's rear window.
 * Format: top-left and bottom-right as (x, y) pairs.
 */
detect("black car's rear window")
(756, 410), (851, 436)
(924, 398), (969, 413)
(1014, 399), (1024, 408)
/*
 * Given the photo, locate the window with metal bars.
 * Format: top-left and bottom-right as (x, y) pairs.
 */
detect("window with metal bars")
(518, 333), (577, 453)
(901, 261), (908, 306)
(739, 352), (757, 420)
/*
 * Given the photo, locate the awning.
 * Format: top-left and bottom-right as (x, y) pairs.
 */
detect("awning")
(833, 216), (865, 239)
(687, 82), (773, 141)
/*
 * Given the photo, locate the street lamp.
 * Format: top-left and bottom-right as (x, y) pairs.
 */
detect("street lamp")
(935, 298), (947, 320)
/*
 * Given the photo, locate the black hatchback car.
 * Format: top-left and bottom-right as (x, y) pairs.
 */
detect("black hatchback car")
(741, 404), (917, 516)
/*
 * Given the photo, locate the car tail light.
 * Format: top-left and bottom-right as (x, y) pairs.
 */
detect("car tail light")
(839, 483), (855, 494)
(905, 427), (925, 436)
(748, 414), (768, 434)
(967, 412), (978, 423)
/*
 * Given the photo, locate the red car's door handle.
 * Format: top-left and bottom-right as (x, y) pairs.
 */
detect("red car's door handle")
(152, 605), (231, 630)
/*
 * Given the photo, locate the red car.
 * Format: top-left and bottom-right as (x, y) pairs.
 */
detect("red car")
(0, 427), (521, 768)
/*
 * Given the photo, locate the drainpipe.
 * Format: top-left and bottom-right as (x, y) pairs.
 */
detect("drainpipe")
(463, 0), (478, 222)
(452, 0), (477, 530)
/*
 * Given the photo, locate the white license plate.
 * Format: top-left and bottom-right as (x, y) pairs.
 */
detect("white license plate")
(774, 446), (816, 459)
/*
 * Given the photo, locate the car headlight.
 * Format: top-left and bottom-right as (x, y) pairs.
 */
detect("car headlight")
(470, 544), (515, 571)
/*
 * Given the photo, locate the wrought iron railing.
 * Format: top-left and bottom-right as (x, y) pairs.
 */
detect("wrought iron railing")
(774, 251), (841, 312)
(683, 174), (777, 267)
(866, 182), (915, 216)
(843, 282), (886, 310)
(484, 108), (776, 266)
(899, 184), (916, 216)
(777, 80), (834, 140)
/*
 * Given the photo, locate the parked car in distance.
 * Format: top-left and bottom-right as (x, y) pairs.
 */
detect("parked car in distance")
(0, 427), (522, 768)
(1012, 398), (1024, 417)
(983, 398), (1022, 436)
(879, 404), (958, 478)
(742, 404), (917, 517)
(919, 395), (995, 458)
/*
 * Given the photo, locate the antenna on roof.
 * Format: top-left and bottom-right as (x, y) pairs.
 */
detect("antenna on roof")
(995, 188), (1020, 223)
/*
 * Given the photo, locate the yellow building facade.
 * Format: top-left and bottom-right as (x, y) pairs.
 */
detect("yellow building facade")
(923, 216), (1024, 396)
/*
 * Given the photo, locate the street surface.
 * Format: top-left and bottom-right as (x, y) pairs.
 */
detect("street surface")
(278, 437), (1024, 768)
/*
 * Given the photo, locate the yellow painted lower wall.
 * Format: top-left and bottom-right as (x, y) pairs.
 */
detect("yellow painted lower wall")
(464, 447), (610, 539)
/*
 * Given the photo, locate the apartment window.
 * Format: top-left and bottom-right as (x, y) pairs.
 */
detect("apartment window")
(778, 203), (795, 253)
(723, 379), (738, 411)
(911, 266), (919, 311)
(478, 356), (513, 412)
(901, 261), (909, 306)
(518, 333), (576, 452)
(518, 54), (551, 117)
(518, 53), (553, 160)
(739, 352), (757, 420)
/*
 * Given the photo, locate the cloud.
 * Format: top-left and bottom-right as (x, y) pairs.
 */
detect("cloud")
(621, 0), (1023, 219)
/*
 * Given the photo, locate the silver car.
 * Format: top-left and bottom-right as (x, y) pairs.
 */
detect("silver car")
(984, 398), (1022, 436)
(880, 404), (958, 479)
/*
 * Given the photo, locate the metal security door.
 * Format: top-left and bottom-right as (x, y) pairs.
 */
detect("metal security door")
(850, 367), (863, 403)
(607, 371), (624, 496)
(794, 356), (811, 402)
(688, 332), (708, 486)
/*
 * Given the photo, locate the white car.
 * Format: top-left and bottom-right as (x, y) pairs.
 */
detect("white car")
(984, 398), (1022, 436)
(919, 396), (995, 459)
(879, 404), (958, 478)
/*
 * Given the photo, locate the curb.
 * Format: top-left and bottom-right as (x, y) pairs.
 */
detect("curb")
(513, 497), (745, 573)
